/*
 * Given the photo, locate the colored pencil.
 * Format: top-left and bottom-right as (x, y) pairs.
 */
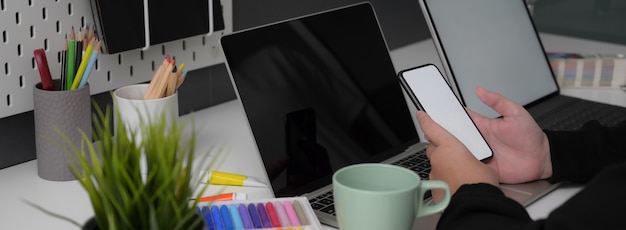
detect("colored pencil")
(165, 64), (179, 97)
(152, 59), (175, 99)
(66, 28), (76, 90)
(143, 57), (170, 99)
(71, 37), (95, 90)
(75, 30), (83, 74)
(78, 40), (101, 88)
(60, 38), (67, 91)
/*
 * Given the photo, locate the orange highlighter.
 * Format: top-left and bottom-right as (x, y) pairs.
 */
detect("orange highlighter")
(197, 192), (247, 203)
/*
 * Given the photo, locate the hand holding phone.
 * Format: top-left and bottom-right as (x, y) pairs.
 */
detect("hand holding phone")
(399, 64), (492, 161)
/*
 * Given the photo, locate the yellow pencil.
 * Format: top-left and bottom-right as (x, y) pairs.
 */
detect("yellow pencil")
(71, 37), (95, 90)
(176, 67), (186, 89)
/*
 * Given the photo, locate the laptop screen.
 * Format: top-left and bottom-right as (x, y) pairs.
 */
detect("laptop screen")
(423, 0), (559, 118)
(221, 3), (419, 197)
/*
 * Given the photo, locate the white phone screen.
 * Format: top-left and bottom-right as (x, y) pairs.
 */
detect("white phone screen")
(400, 64), (493, 161)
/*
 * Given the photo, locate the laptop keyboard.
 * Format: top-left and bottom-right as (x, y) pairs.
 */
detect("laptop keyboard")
(308, 149), (431, 216)
(537, 99), (626, 131)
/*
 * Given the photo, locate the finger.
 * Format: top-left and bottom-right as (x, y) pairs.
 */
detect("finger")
(416, 111), (454, 145)
(475, 86), (520, 118)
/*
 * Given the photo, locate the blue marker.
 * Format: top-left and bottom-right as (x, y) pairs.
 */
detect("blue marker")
(229, 204), (244, 230)
(238, 204), (254, 229)
(202, 207), (215, 230)
(220, 205), (235, 230)
(211, 206), (225, 230)
(248, 203), (263, 228)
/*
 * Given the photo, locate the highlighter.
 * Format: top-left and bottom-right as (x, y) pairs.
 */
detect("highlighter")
(196, 192), (247, 203)
(203, 171), (267, 187)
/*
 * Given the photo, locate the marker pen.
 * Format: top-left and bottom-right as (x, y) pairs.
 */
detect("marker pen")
(265, 202), (282, 228)
(292, 200), (310, 225)
(201, 207), (215, 230)
(237, 204), (254, 229)
(248, 203), (263, 228)
(273, 201), (291, 227)
(283, 201), (301, 226)
(204, 171), (267, 187)
(228, 204), (244, 230)
(220, 205), (235, 230)
(210, 206), (225, 230)
(256, 203), (273, 228)
(196, 192), (247, 203)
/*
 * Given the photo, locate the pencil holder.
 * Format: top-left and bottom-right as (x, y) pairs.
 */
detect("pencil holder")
(113, 84), (179, 144)
(33, 79), (91, 181)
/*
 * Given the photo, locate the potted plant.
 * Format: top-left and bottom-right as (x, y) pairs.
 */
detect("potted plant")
(32, 103), (219, 229)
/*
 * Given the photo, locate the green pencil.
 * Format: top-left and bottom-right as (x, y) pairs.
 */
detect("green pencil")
(66, 27), (76, 90)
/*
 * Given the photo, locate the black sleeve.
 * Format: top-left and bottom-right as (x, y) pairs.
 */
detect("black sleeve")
(545, 121), (626, 184)
(437, 163), (626, 230)
(437, 183), (538, 230)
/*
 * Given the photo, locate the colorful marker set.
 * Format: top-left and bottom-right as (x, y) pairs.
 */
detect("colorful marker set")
(197, 197), (322, 230)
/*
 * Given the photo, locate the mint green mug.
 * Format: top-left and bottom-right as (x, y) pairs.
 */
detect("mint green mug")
(333, 163), (450, 230)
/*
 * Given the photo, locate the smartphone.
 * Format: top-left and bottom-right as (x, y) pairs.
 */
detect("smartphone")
(399, 64), (492, 161)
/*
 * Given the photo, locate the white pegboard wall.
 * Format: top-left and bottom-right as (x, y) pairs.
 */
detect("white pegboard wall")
(0, 0), (232, 119)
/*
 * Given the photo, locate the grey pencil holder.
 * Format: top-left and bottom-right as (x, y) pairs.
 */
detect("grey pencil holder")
(33, 79), (91, 181)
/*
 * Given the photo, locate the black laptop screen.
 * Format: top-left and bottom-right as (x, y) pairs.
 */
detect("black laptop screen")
(221, 3), (419, 197)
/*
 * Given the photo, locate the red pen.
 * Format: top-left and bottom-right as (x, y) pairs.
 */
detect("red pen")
(33, 49), (54, 90)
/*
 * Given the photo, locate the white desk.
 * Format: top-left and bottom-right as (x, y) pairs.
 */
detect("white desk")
(1, 33), (625, 229)
(0, 100), (275, 229)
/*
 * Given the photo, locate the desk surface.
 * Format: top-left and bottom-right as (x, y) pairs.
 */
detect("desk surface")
(0, 100), (275, 229)
(1, 33), (625, 229)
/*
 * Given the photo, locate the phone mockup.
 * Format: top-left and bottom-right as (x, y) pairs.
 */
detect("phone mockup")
(399, 64), (493, 161)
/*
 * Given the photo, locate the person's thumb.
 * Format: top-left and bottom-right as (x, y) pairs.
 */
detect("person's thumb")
(416, 111), (453, 145)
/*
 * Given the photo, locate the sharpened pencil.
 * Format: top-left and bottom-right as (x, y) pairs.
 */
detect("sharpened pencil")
(78, 40), (101, 88)
(60, 37), (68, 91)
(152, 59), (175, 99)
(144, 57), (170, 100)
(75, 30), (83, 75)
(66, 28), (76, 90)
(71, 37), (95, 90)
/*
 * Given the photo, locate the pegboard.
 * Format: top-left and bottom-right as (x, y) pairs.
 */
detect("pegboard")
(0, 0), (232, 119)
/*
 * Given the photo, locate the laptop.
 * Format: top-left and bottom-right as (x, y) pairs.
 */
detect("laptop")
(418, 0), (626, 129)
(220, 2), (549, 229)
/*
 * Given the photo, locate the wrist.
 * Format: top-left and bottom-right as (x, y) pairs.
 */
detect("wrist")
(540, 133), (553, 179)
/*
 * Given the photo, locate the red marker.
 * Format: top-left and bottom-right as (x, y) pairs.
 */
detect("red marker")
(265, 202), (282, 228)
(33, 49), (54, 90)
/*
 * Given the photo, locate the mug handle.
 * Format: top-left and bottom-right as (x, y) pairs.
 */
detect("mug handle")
(415, 180), (451, 217)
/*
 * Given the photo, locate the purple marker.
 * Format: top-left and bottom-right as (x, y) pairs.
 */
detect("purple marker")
(247, 203), (263, 228)
(256, 203), (273, 228)
(237, 204), (253, 229)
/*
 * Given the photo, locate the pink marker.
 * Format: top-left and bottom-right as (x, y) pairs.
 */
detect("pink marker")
(283, 201), (301, 226)
(273, 201), (291, 227)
